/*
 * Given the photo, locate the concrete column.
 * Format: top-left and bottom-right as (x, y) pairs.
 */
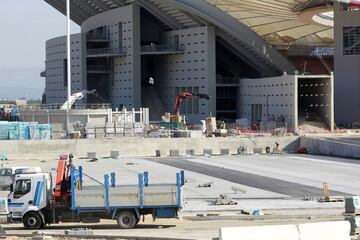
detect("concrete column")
(207, 26), (217, 117)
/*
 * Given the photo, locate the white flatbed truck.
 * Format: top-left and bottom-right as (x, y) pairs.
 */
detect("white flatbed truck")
(5, 155), (184, 229)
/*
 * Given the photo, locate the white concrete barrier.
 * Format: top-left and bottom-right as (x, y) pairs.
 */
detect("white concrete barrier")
(298, 221), (351, 240)
(219, 221), (351, 240)
(220, 225), (299, 240)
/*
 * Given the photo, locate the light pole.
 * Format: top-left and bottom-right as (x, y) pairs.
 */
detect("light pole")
(66, 0), (72, 136)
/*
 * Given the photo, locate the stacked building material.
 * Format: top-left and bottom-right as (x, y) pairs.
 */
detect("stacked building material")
(8, 122), (20, 140)
(115, 122), (123, 137)
(95, 126), (105, 138)
(51, 123), (65, 139)
(105, 122), (115, 138)
(39, 124), (52, 140)
(85, 123), (95, 139)
(0, 122), (9, 140)
(29, 123), (40, 140)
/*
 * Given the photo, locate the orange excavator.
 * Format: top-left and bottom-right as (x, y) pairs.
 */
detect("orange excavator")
(173, 92), (211, 116)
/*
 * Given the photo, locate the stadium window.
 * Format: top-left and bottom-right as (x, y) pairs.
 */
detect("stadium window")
(343, 26), (360, 55)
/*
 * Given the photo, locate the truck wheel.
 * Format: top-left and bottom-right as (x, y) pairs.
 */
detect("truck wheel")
(117, 211), (137, 229)
(23, 212), (44, 230)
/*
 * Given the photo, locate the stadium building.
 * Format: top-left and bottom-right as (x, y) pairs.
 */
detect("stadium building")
(42, 0), (360, 129)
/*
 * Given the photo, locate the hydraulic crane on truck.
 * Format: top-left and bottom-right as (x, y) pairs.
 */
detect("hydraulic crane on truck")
(160, 92), (211, 129)
(173, 92), (211, 116)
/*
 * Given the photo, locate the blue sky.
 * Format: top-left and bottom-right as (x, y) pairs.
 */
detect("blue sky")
(0, 0), (80, 99)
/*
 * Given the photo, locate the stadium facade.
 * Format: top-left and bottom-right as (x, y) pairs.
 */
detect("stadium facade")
(42, 0), (358, 128)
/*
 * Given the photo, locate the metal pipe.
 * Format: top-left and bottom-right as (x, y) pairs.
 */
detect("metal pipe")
(66, 0), (72, 136)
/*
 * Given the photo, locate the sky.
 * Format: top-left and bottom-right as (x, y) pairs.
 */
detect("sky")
(0, 0), (80, 99)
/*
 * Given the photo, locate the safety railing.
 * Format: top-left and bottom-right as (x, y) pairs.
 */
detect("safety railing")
(141, 44), (185, 53)
(86, 32), (110, 41)
(21, 103), (112, 110)
(87, 48), (126, 56)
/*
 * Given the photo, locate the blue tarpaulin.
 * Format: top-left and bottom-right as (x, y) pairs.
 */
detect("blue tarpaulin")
(1, 122), (52, 140)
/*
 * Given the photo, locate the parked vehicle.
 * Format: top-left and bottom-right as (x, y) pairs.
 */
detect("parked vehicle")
(5, 155), (184, 229)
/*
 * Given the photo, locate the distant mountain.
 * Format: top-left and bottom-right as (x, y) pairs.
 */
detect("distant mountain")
(0, 67), (44, 99)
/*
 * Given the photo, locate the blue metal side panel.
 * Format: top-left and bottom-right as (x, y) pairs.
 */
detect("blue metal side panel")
(78, 166), (83, 187)
(33, 181), (40, 204)
(104, 174), (109, 209)
(36, 181), (44, 206)
(70, 167), (75, 210)
(138, 174), (143, 209)
(176, 173), (181, 208)
(156, 208), (177, 218)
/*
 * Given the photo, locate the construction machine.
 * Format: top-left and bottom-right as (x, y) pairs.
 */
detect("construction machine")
(160, 92), (211, 129)
(60, 89), (105, 110)
(4, 154), (184, 230)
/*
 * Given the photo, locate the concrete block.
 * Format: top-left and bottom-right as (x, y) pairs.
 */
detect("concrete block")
(106, 133), (115, 138)
(87, 152), (96, 159)
(110, 151), (120, 159)
(220, 224), (299, 240)
(105, 128), (115, 134)
(298, 221), (351, 240)
(51, 132), (65, 139)
(220, 221), (351, 240)
(170, 150), (180, 157)
(190, 130), (203, 138)
(105, 122), (115, 128)
(254, 147), (263, 154)
(86, 134), (95, 139)
(95, 133), (105, 138)
(51, 123), (63, 132)
(85, 128), (95, 134)
(220, 149), (230, 155)
(203, 149), (213, 155)
(186, 149), (196, 156)
(95, 128), (105, 134)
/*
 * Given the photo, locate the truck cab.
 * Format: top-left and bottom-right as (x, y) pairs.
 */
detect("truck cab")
(8, 172), (51, 229)
(0, 167), (41, 190)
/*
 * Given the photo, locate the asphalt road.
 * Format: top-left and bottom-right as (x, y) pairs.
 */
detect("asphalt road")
(149, 158), (348, 198)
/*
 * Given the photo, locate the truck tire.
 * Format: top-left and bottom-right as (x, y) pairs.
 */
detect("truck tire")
(23, 212), (44, 230)
(117, 210), (137, 229)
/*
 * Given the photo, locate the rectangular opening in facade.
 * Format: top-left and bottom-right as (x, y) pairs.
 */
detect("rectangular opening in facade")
(297, 76), (334, 132)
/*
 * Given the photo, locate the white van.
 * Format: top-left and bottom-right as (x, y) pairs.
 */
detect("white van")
(0, 167), (42, 190)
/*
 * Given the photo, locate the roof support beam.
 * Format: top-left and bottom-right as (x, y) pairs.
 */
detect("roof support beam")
(137, 0), (183, 30)
(70, 1), (91, 19)
(73, 0), (99, 15)
(110, 0), (126, 7)
(89, 0), (111, 11)
(45, 0), (83, 24)
(180, 10), (207, 27)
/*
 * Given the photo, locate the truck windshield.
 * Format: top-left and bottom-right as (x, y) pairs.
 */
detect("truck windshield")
(0, 169), (12, 176)
(14, 179), (31, 198)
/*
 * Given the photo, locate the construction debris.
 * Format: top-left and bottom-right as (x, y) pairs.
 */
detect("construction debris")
(213, 194), (238, 205)
(197, 182), (214, 188)
(64, 228), (94, 235)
